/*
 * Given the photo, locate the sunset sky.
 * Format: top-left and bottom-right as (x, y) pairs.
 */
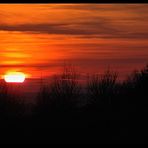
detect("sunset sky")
(0, 4), (148, 80)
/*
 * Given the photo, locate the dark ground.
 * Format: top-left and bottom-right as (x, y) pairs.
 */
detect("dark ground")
(0, 111), (147, 144)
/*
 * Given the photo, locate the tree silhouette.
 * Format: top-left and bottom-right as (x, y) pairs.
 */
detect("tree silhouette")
(35, 64), (81, 121)
(86, 69), (118, 112)
(0, 80), (25, 118)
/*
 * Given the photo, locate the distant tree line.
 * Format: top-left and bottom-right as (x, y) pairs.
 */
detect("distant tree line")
(0, 64), (147, 129)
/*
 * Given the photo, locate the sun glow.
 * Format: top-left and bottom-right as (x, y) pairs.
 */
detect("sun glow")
(4, 72), (26, 83)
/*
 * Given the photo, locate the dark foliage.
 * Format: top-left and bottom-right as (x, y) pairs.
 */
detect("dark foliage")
(86, 69), (118, 111)
(0, 64), (148, 143)
(0, 81), (26, 118)
(34, 65), (82, 126)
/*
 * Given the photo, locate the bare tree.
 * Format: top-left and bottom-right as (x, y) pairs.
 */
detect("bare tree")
(87, 69), (118, 106)
(35, 64), (81, 115)
(50, 64), (81, 110)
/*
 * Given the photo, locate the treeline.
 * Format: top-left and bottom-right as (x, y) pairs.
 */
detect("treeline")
(0, 64), (147, 119)
(0, 64), (147, 143)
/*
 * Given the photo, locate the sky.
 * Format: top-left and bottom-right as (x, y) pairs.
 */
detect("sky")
(0, 4), (148, 80)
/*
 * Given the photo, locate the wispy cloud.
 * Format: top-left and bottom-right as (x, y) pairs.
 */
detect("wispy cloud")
(0, 4), (148, 78)
(0, 20), (148, 39)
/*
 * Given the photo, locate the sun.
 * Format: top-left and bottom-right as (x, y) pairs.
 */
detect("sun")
(4, 72), (26, 83)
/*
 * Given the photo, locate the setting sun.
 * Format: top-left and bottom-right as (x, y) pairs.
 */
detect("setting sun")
(4, 72), (26, 83)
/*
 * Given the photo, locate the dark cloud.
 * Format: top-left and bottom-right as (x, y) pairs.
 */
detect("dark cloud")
(0, 57), (147, 69)
(0, 19), (148, 39)
(0, 23), (94, 35)
(0, 63), (57, 70)
(51, 4), (148, 12)
(0, 21), (118, 37)
(0, 60), (66, 70)
(0, 23), (140, 39)
(51, 4), (101, 11)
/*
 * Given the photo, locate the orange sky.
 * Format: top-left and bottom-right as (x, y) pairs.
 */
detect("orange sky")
(0, 4), (148, 80)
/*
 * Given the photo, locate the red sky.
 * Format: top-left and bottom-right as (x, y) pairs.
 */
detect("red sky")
(0, 4), (148, 80)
